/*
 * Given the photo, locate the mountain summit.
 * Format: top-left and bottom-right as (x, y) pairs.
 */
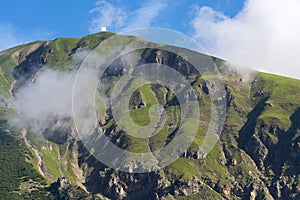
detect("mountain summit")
(0, 32), (299, 199)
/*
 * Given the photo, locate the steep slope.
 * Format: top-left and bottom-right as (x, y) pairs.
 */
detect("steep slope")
(0, 32), (299, 199)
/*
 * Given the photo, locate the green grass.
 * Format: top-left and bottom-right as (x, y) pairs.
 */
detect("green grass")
(166, 158), (202, 179)
(124, 135), (150, 153)
(138, 84), (157, 105)
(258, 72), (300, 103)
(25, 146), (42, 178)
(1, 33), (300, 199)
(42, 37), (80, 67)
(0, 72), (12, 98)
(200, 143), (233, 183)
(130, 107), (151, 126)
(60, 144), (77, 185)
(166, 142), (233, 186)
(26, 134), (80, 186)
(149, 105), (180, 151)
(254, 72), (300, 129)
(259, 108), (291, 128)
(40, 143), (61, 178)
(0, 50), (18, 82)
(27, 134), (63, 179)
(0, 131), (45, 199)
(76, 32), (115, 50)
(59, 142), (68, 157)
(40, 32), (115, 69)
(27, 133), (48, 148)
(176, 184), (223, 200)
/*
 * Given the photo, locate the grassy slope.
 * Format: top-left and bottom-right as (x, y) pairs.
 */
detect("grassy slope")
(0, 33), (115, 197)
(94, 47), (300, 199)
(164, 72), (300, 199)
(0, 33), (299, 199)
(0, 127), (53, 199)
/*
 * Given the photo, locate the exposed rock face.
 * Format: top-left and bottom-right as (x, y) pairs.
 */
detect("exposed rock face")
(49, 177), (97, 200)
(43, 126), (73, 144)
(182, 149), (206, 159)
(0, 33), (299, 199)
(12, 42), (49, 93)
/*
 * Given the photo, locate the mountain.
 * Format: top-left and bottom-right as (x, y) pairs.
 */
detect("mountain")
(0, 32), (299, 200)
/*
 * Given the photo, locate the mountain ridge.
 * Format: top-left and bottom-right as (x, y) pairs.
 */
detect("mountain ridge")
(0, 32), (299, 200)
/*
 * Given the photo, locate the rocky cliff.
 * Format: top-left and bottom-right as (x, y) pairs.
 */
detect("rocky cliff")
(0, 32), (299, 200)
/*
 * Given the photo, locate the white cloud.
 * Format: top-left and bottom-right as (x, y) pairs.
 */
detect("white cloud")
(89, 0), (167, 33)
(89, 1), (127, 33)
(12, 69), (75, 130)
(124, 0), (167, 31)
(191, 0), (300, 79)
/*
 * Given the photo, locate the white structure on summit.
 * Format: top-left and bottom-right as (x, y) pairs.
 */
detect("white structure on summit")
(101, 26), (107, 32)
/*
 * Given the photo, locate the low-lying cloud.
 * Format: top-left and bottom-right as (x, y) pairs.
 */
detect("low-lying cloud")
(12, 69), (75, 131)
(11, 50), (102, 132)
(191, 0), (300, 79)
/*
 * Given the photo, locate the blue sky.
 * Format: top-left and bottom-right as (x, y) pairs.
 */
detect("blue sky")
(1, 0), (300, 79)
(0, 0), (245, 48)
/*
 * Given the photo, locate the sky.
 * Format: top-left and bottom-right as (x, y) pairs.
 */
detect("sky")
(1, 0), (300, 79)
